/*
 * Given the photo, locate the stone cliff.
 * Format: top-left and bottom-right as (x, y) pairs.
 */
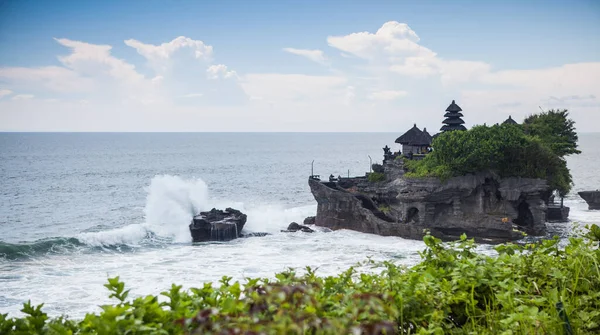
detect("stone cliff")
(309, 162), (550, 242)
(578, 191), (600, 210)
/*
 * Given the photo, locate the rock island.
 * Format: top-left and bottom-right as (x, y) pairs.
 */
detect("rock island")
(308, 101), (580, 243)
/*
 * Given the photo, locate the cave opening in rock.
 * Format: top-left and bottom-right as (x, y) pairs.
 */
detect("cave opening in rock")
(406, 207), (420, 223)
(513, 201), (534, 227)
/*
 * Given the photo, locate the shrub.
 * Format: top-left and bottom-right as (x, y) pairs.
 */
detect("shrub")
(368, 172), (386, 183)
(371, 163), (384, 173)
(405, 124), (573, 195)
(2, 227), (600, 334)
(378, 204), (391, 214)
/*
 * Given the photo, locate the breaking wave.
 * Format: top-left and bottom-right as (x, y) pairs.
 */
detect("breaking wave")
(1, 175), (316, 261)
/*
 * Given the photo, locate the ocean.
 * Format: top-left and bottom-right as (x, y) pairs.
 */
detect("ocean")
(1, 132), (599, 318)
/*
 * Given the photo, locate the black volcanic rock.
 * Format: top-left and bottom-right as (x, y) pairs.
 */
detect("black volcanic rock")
(579, 191), (600, 210)
(309, 167), (551, 243)
(303, 216), (316, 226)
(282, 222), (314, 233)
(189, 208), (247, 242)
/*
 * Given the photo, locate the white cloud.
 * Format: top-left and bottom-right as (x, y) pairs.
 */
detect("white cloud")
(283, 48), (328, 65)
(329, 22), (490, 83)
(125, 36), (213, 62)
(1, 25), (599, 132)
(459, 62), (600, 126)
(12, 94), (34, 100)
(55, 38), (144, 83)
(207, 64), (237, 79)
(327, 21), (427, 60)
(0, 66), (94, 93)
(368, 90), (408, 101)
(239, 74), (347, 103)
(151, 75), (164, 85)
(0, 89), (13, 98)
(180, 93), (203, 98)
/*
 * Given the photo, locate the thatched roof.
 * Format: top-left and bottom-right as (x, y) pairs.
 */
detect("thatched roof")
(441, 124), (467, 132)
(503, 115), (518, 125)
(444, 111), (464, 117)
(395, 124), (432, 146)
(442, 117), (465, 125)
(445, 100), (462, 113)
(412, 128), (433, 146)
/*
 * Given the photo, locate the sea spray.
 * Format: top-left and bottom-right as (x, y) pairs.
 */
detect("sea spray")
(2, 175), (318, 259)
(143, 175), (210, 243)
(242, 204), (316, 233)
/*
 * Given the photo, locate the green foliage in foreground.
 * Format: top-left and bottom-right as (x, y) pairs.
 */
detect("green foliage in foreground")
(405, 123), (573, 196)
(2, 226), (600, 334)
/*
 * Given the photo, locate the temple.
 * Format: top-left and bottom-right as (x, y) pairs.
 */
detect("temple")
(503, 115), (518, 125)
(440, 100), (467, 132)
(394, 124), (432, 155)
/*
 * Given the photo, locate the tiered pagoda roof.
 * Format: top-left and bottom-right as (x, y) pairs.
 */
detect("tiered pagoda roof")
(440, 100), (467, 132)
(502, 115), (518, 125)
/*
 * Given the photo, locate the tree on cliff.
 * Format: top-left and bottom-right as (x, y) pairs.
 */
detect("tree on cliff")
(523, 109), (581, 157)
(405, 122), (574, 196)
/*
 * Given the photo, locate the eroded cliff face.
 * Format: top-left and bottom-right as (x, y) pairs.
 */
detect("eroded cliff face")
(309, 167), (549, 242)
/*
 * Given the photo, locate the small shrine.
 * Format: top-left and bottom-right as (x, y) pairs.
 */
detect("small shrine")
(395, 124), (432, 155)
(502, 115), (518, 125)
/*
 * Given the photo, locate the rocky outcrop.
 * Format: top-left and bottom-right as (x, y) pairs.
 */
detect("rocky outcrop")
(303, 216), (316, 226)
(309, 171), (550, 243)
(547, 204), (570, 222)
(189, 208), (247, 242)
(578, 191), (600, 210)
(282, 222), (315, 233)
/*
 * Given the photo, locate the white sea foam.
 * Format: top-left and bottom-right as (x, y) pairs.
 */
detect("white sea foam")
(76, 175), (317, 246)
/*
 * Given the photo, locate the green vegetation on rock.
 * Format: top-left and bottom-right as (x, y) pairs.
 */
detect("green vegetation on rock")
(405, 110), (579, 196)
(523, 109), (581, 157)
(2, 227), (599, 334)
(368, 172), (386, 183)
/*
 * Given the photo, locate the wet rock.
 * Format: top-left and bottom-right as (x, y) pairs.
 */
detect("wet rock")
(240, 232), (270, 238)
(281, 222), (315, 233)
(189, 208), (247, 242)
(303, 216), (316, 226)
(309, 172), (550, 243)
(578, 191), (600, 210)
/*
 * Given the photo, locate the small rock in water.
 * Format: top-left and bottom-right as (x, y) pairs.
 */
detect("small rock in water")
(281, 222), (315, 233)
(189, 208), (247, 242)
(303, 216), (316, 226)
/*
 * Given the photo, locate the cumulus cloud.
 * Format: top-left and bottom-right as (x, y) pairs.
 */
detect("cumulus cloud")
(125, 36), (213, 62)
(55, 38), (144, 83)
(283, 48), (328, 65)
(0, 89), (13, 98)
(207, 64), (237, 79)
(1, 23), (599, 132)
(368, 90), (408, 101)
(328, 21), (490, 84)
(328, 22), (426, 60)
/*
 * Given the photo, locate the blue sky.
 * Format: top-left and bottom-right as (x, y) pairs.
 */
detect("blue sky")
(0, 0), (599, 131)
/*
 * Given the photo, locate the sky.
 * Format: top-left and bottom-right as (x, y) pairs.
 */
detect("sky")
(0, 0), (599, 132)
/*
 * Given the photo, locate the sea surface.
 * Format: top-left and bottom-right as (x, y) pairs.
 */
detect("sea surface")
(1, 132), (599, 318)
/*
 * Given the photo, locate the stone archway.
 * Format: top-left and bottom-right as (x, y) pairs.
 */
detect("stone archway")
(406, 207), (420, 224)
(513, 201), (534, 228)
